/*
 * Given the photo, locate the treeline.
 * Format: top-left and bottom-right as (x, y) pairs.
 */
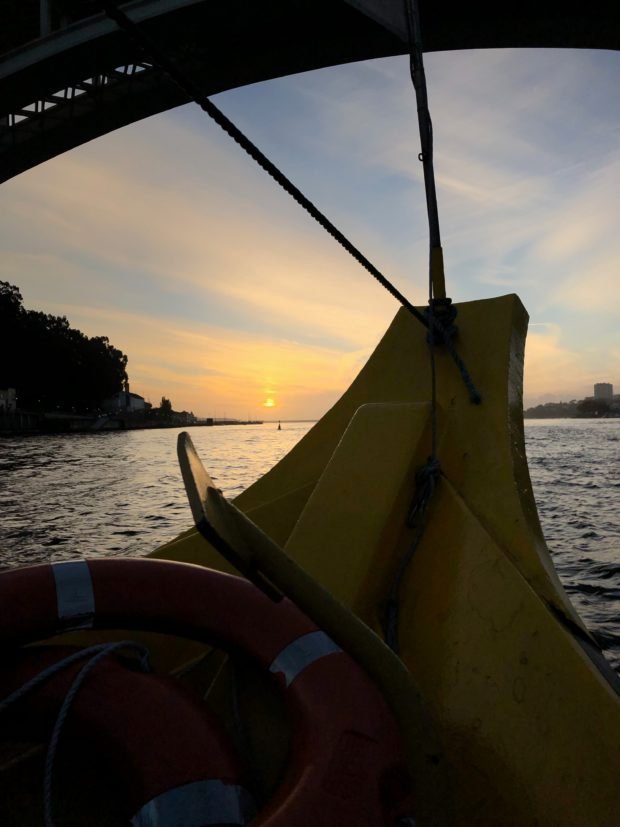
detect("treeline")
(524, 401), (578, 418)
(524, 399), (614, 418)
(0, 281), (128, 412)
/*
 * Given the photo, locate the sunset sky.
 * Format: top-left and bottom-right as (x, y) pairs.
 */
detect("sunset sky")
(1, 48), (618, 419)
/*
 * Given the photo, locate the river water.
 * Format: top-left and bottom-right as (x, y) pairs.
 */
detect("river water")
(0, 419), (618, 670)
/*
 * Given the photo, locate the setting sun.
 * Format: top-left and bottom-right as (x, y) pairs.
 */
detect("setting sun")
(263, 398), (276, 408)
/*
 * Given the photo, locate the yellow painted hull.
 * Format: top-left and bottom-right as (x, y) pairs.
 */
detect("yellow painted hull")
(152, 294), (620, 826)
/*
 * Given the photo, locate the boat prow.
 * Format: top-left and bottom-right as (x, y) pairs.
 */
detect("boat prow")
(154, 292), (620, 825)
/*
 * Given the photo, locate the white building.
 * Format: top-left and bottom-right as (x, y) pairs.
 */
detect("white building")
(102, 389), (147, 413)
(594, 383), (613, 400)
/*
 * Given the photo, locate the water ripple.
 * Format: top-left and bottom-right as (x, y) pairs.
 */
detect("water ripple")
(1, 419), (619, 673)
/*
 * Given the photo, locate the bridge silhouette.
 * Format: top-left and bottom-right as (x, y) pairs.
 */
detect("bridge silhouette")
(1, 0), (619, 185)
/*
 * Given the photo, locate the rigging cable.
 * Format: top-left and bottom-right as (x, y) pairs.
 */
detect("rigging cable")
(102, 0), (426, 329)
(407, 0), (443, 462)
(101, 0), (480, 404)
(406, 0), (444, 300)
(383, 0), (455, 652)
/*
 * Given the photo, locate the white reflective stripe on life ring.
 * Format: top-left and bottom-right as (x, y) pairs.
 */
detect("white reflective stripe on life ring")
(131, 779), (256, 827)
(269, 630), (342, 687)
(52, 560), (95, 630)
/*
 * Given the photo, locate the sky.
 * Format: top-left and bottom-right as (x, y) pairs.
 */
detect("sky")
(1, 48), (619, 419)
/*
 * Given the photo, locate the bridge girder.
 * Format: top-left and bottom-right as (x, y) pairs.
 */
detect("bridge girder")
(0, 0), (405, 183)
(0, 0), (619, 184)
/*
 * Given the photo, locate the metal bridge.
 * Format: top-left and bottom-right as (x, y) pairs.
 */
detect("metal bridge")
(1, 0), (619, 185)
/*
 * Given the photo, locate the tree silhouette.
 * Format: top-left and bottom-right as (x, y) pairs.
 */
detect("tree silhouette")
(0, 281), (128, 412)
(577, 398), (610, 417)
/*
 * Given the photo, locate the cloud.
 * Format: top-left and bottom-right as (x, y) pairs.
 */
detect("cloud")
(2, 121), (399, 352)
(524, 323), (609, 404)
(36, 302), (372, 419)
(1, 48), (619, 416)
(283, 50), (620, 308)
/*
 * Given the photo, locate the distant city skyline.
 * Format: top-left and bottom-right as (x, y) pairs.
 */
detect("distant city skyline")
(528, 382), (618, 406)
(0, 49), (619, 419)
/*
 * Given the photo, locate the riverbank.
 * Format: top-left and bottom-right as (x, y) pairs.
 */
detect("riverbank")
(524, 399), (620, 418)
(524, 413), (620, 419)
(0, 410), (263, 436)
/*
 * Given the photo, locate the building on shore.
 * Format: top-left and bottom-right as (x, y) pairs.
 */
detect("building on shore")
(172, 411), (197, 425)
(102, 381), (150, 414)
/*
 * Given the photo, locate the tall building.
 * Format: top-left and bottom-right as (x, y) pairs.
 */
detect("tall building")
(594, 383), (613, 400)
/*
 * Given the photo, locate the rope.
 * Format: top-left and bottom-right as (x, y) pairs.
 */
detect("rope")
(101, 1), (428, 330)
(0, 641), (150, 827)
(383, 458), (441, 653)
(405, 0), (441, 257)
(409, 0), (441, 474)
(383, 0), (466, 652)
(101, 1), (481, 403)
(102, 0), (482, 643)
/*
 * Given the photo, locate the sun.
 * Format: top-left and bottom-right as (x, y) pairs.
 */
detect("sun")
(263, 398), (276, 408)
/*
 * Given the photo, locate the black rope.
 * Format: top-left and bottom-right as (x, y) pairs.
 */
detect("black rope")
(383, 458), (440, 652)
(403, 0), (482, 409)
(408, 0), (441, 467)
(101, 1), (428, 330)
(101, 1), (481, 404)
(405, 0), (442, 259)
(101, 0), (483, 655)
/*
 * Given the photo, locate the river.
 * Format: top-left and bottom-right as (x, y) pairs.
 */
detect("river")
(0, 418), (618, 670)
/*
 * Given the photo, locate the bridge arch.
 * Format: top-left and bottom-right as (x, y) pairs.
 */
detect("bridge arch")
(1, 0), (619, 184)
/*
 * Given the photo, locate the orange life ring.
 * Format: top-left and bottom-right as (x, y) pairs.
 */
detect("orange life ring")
(0, 558), (416, 825)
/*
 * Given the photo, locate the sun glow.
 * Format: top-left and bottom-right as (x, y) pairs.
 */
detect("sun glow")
(263, 398), (276, 408)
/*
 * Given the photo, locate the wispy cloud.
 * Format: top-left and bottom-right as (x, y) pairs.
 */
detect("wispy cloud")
(1, 48), (618, 414)
(3, 125), (397, 350)
(35, 302), (370, 419)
